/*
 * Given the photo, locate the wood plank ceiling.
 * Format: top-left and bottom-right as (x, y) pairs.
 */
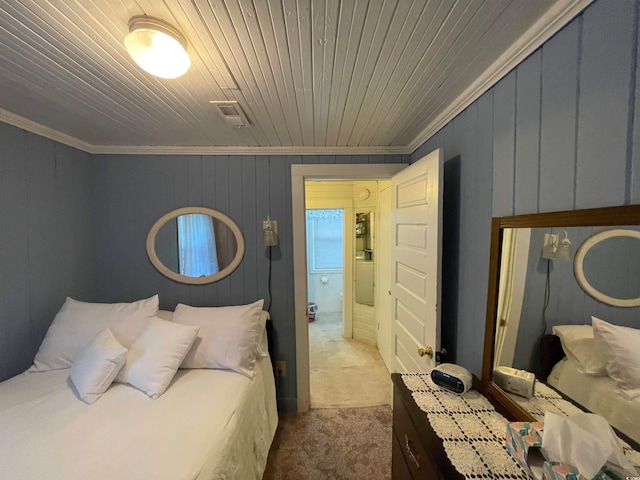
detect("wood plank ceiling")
(0, 0), (589, 153)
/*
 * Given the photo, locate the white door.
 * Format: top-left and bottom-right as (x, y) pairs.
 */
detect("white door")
(391, 148), (443, 373)
(377, 184), (393, 372)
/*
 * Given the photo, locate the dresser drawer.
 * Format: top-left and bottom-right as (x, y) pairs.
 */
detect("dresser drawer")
(393, 391), (441, 480)
(392, 429), (413, 480)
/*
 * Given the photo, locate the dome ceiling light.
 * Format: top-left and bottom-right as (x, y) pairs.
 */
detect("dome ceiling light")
(124, 16), (191, 79)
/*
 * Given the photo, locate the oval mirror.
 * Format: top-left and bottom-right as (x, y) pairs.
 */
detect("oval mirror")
(574, 228), (640, 307)
(146, 207), (245, 285)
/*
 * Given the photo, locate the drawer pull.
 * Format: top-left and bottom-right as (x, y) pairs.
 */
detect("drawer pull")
(404, 434), (420, 469)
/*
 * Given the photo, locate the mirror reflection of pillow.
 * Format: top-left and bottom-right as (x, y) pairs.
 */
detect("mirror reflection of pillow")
(551, 324), (607, 375)
(592, 316), (640, 400)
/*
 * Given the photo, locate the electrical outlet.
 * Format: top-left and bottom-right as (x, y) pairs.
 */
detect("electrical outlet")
(275, 361), (286, 377)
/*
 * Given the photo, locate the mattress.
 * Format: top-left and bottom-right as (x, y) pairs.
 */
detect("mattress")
(548, 357), (640, 443)
(0, 356), (278, 480)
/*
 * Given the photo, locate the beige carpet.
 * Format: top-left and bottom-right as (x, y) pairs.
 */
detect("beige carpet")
(309, 313), (391, 408)
(263, 406), (392, 480)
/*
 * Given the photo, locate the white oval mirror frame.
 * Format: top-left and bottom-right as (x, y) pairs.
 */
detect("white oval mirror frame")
(146, 206), (245, 285)
(574, 228), (640, 307)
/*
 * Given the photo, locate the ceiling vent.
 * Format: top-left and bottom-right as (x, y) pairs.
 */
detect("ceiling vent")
(210, 101), (248, 127)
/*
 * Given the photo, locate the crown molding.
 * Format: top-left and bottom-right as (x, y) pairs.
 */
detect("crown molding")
(0, 108), (94, 153)
(89, 144), (412, 156)
(407, 0), (594, 153)
(0, 108), (410, 155)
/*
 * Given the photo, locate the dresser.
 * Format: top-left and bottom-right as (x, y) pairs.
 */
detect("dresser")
(391, 373), (532, 480)
(392, 374), (463, 479)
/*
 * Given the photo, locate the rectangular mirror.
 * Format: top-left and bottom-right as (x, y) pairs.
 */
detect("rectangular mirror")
(481, 204), (640, 445)
(355, 211), (374, 306)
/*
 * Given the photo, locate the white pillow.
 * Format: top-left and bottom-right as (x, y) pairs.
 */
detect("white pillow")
(159, 308), (270, 357)
(173, 300), (264, 377)
(592, 316), (640, 399)
(32, 295), (159, 371)
(257, 310), (270, 358)
(156, 310), (173, 321)
(551, 324), (607, 376)
(116, 317), (199, 399)
(69, 328), (127, 404)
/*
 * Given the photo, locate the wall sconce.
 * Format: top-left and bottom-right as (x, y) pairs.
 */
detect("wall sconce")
(542, 230), (571, 261)
(124, 16), (191, 79)
(262, 216), (278, 246)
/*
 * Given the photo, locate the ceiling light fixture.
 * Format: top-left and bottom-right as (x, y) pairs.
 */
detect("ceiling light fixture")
(124, 16), (191, 79)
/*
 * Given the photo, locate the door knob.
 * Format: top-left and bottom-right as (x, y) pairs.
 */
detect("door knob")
(418, 346), (433, 358)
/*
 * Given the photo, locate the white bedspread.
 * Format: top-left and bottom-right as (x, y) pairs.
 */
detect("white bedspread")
(0, 357), (277, 480)
(548, 357), (640, 444)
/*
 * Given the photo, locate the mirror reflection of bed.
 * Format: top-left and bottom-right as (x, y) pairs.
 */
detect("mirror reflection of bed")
(493, 223), (640, 444)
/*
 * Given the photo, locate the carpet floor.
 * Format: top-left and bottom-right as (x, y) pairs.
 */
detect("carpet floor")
(309, 313), (391, 408)
(263, 406), (392, 480)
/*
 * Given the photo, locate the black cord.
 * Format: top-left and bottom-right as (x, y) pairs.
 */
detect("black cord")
(266, 245), (272, 312)
(542, 260), (551, 334)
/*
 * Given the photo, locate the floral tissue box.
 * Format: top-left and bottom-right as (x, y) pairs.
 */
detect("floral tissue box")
(506, 421), (546, 476)
(506, 422), (632, 480)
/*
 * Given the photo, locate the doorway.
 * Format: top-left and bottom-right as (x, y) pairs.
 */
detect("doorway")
(292, 164), (406, 412)
(305, 187), (391, 408)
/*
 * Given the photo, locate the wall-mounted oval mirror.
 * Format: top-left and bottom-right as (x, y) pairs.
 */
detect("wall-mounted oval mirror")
(574, 228), (640, 307)
(146, 207), (245, 285)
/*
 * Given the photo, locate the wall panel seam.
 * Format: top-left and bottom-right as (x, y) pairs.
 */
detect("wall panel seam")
(626, 0), (639, 205)
(573, 15), (584, 210)
(537, 49), (544, 213)
(512, 69), (518, 214)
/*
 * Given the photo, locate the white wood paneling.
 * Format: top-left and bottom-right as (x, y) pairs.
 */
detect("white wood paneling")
(353, 302), (376, 346)
(0, 0), (592, 152)
(0, 0), (590, 154)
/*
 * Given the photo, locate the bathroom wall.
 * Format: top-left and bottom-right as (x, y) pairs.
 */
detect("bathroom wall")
(305, 181), (352, 315)
(307, 272), (343, 314)
(352, 181), (379, 346)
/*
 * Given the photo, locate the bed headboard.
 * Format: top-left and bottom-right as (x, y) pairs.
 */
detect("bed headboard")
(536, 334), (565, 382)
(266, 316), (274, 363)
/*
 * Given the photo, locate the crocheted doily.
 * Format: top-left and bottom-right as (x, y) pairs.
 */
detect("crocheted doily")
(402, 373), (529, 479)
(401, 374), (640, 478)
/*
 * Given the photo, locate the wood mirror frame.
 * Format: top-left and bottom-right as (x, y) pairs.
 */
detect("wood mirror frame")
(480, 204), (640, 421)
(146, 206), (245, 285)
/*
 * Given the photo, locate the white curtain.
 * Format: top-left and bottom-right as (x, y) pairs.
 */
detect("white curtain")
(177, 214), (219, 277)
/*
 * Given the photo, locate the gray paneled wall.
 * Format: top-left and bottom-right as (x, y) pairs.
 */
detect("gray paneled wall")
(3, 0), (638, 410)
(0, 123), (94, 381)
(412, 0), (640, 377)
(92, 153), (408, 410)
(513, 226), (640, 372)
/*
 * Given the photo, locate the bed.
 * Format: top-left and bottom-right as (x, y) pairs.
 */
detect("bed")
(536, 329), (640, 445)
(547, 356), (640, 443)
(0, 299), (278, 480)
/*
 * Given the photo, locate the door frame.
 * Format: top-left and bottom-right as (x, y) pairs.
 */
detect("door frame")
(292, 163), (407, 412)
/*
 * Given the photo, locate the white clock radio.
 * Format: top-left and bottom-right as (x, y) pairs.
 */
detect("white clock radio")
(493, 366), (535, 398)
(431, 363), (473, 395)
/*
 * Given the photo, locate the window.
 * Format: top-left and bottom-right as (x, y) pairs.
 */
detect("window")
(306, 209), (344, 272)
(177, 213), (220, 277)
